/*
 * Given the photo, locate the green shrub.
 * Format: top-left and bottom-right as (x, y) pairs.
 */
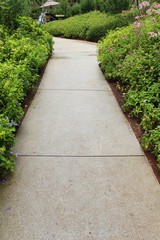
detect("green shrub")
(86, 14), (130, 42)
(98, 3), (160, 165)
(142, 126), (160, 167)
(0, 17), (53, 174)
(43, 11), (131, 42)
(0, 63), (24, 122)
(0, 116), (16, 174)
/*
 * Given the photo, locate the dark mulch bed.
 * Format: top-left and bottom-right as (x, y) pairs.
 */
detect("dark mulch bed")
(109, 81), (160, 184)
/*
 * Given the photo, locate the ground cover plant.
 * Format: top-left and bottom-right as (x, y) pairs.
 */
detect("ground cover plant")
(98, 2), (160, 166)
(0, 17), (53, 174)
(42, 11), (131, 42)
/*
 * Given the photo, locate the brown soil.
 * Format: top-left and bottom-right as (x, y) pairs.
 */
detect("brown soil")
(109, 81), (160, 184)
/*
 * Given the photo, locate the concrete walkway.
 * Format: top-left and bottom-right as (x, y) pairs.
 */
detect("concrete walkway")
(0, 38), (160, 239)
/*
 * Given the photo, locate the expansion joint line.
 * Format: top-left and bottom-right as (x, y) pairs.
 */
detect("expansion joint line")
(19, 154), (145, 158)
(38, 88), (109, 92)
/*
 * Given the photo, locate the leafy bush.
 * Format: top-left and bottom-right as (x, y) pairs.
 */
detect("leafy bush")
(43, 11), (131, 42)
(86, 14), (130, 42)
(0, 116), (16, 174)
(98, 3), (160, 165)
(142, 126), (160, 167)
(0, 17), (53, 174)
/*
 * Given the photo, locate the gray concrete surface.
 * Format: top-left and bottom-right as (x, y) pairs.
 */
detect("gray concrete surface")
(0, 38), (160, 240)
(15, 90), (143, 156)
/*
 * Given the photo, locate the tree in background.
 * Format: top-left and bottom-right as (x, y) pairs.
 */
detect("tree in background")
(80, 0), (96, 13)
(31, 0), (42, 5)
(71, 2), (81, 15)
(72, 0), (131, 14)
(106, 0), (131, 13)
(95, 0), (107, 12)
(52, 0), (71, 17)
(29, 0), (139, 19)
(0, 0), (30, 29)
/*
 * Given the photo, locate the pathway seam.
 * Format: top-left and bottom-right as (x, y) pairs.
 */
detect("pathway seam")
(38, 88), (110, 92)
(19, 154), (145, 158)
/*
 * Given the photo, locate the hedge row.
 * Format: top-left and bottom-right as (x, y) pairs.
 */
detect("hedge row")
(0, 17), (53, 174)
(42, 11), (131, 42)
(98, 3), (160, 166)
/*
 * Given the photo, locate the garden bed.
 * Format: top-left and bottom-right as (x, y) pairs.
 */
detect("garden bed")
(0, 17), (53, 174)
(98, 2), (160, 170)
(108, 81), (160, 184)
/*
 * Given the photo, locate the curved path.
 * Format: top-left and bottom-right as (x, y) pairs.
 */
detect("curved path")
(0, 38), (160, 239)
